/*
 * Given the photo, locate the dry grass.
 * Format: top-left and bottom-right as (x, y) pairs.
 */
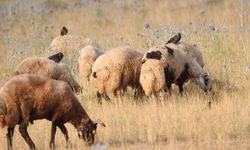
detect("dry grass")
(0, 0), (250, 149)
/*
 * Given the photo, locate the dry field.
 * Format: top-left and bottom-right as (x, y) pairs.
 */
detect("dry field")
(0, 0), (250, 149)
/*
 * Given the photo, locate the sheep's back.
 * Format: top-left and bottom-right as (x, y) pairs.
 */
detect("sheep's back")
(177, 42), (204, 67)
(15, 57), (58, 77)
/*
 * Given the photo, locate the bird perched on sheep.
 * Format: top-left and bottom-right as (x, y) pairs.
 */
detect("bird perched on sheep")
(61, 26), (68, 36)
(13, 56), (82, 93)
(48, 52), (64, 63)
(166, 33), (181, 44)
(79, 45), (104, 80)
(90, 46), (144, 103)
(0, 74), (105, 149)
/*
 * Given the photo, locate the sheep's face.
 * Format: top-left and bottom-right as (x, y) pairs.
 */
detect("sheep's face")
(78, 121), (97, 146)
(198, 72), (212, 92)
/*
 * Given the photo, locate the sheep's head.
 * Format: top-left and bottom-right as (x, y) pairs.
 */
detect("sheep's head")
(78, 119), (105, 146)
(198, 71), (212, 92)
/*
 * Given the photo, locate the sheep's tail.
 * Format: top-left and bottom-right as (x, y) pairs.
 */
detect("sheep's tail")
(139, 70), (155, 96)
(0, 100), (7, 128)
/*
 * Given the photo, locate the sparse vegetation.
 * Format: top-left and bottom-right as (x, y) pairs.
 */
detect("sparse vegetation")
(0, 0), (250, 149)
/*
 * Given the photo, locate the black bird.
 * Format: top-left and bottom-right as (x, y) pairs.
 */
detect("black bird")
(166, 33), (181, 44)
(48, 52), (64, 63)
(60, 26), (68, 36)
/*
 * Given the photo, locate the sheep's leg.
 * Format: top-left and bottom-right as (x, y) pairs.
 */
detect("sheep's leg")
(102, 93), (111, 102)
(114, 89), (123, 104)
(58, 124), (70, 144)
(177, 83), (184, 94)
(97, 92), (102, 104)
(49, 122), (57, 149)
(20, 100), (32, 125)
(19, 122), (35, 150)
(6, 127), (14, 150)
(165, 83), (172, 95)
(134, 86), (144, 100)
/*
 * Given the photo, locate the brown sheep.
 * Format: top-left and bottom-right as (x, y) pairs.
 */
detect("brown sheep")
(0, 74), (105, 149)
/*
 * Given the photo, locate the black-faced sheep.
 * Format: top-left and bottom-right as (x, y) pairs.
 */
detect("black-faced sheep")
(90, 46), (144, 103)
(79, 45), (104, 80)
(0, 74), (105, 149)
(14, 57), (82, 93)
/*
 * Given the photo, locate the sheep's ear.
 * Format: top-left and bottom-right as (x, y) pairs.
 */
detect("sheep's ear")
(166, 47), (174, 56)
(166, 33), (181, 44)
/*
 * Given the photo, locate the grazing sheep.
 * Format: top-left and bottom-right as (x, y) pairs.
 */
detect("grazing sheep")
(165, 43), (212, 93)
(79, 45), (104, 80)
(0, 74), (105, 149)
(90, 46), (144, 102)
(14, 57), (82, 93)
(140, 44), (211, 96)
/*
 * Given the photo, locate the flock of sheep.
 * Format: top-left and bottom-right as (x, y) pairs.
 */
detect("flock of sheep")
(0, 27), (213, 149)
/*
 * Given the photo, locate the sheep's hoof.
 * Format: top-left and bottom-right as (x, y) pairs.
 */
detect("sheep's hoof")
(49, 142), (56, 149)
(66, 140), (72, 149)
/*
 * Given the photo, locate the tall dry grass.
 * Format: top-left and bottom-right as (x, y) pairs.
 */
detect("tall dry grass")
(0, 0), (250, 149)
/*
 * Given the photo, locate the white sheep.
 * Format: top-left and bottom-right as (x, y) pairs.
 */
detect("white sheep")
(140, 59), (166, 97)
(14, 57), (82, 93)
(78, 45), (104, 80)
(90, 46), (144, 102)
(140, 44), (211, 96)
